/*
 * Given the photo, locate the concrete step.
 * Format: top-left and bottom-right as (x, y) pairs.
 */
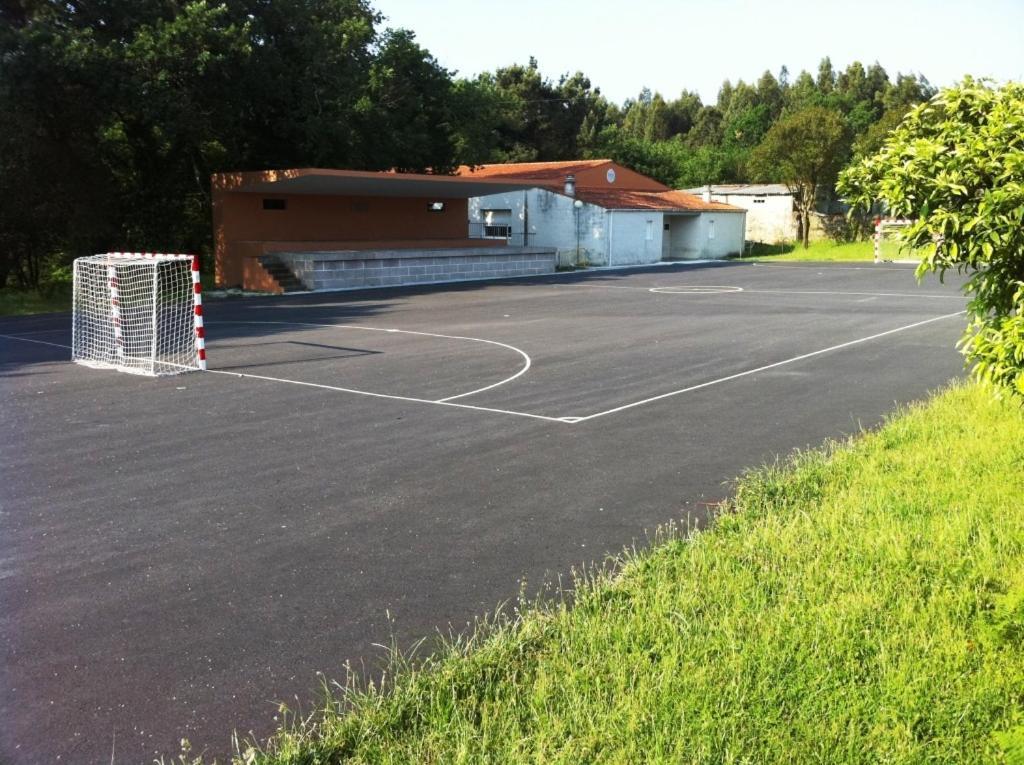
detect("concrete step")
(258, 256), (305, 292)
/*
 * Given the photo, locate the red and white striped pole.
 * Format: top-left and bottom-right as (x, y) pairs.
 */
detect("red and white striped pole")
(191, 255), (207, 371)
(107, 262), (124, 362)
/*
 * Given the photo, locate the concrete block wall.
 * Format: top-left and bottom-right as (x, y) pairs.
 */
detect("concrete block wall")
(277, 249), (556, 291)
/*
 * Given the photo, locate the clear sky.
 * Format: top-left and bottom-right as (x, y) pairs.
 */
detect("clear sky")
(372, 0), (1024, 105)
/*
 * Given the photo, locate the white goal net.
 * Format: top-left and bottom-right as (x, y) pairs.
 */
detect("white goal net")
(873, 218), (919, 264)
(72, 253), (206, 376)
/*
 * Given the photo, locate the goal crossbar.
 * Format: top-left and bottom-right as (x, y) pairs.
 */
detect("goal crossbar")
(72, 252), (206, 376)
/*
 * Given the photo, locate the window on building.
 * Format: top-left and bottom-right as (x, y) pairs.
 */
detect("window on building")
(262, 198), (286, 210)
(645, 220), (654, 241)
(481, 209), (513, 239)
(663, 222), (670, 231)
(428, 202), (446, 212)
(708, 220), (716, 240)
(752, 198), (766, 204)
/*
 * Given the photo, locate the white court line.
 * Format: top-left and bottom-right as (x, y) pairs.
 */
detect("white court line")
(205, 368), (567, 423)
(0, 333), (71, 350)
(214, 320), (531, 403)
(553, 283), (961, 301)
(0, 328), (69, 336)
(748, 262), (915, 272)
(570, 311), (966, 422)
(1, 313), (968, 427)
(744, 289), (965, 300)
(0, 328), (564, 423)
(648, 285), (744, 295)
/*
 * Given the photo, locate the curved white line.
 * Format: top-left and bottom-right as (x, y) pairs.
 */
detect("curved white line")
(213, 320), (531, 403)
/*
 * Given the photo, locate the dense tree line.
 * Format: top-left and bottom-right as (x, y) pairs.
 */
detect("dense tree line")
(0, 0), (935, 288)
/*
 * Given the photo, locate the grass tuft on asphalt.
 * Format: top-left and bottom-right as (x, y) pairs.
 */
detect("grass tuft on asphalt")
(198, 382), (1024, 764)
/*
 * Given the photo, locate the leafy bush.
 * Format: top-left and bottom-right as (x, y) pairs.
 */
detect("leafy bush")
(839, 79), (1024, 396)
(39, 260), (73, 298)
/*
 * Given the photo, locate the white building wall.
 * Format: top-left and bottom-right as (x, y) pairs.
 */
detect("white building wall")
(666, 212), (745, 259)
(605, 211), (664, 266)
(713, 193), (796, 244)
(703, 212), (747, 258)
(468, 190), (527, 238)
(469, 189), (744, 265)
(470, 189), (613, 266)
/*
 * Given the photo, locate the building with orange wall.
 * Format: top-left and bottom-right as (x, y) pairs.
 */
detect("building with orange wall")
(211, 162), (745, 292)
(212, 168), (545, 291)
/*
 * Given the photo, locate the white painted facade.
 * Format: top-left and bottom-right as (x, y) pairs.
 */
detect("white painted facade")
(685, 184), (798, 244)
(469, 188), (745, 266)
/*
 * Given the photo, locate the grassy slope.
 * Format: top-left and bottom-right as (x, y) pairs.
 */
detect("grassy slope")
(737, 239), (878, 262)
(223, 382), (1024, 764)
(0, 289), (71, 316)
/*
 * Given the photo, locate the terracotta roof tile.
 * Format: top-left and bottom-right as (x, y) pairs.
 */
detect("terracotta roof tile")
(456, 160), (611, 183)
(575, 188), (744, 213)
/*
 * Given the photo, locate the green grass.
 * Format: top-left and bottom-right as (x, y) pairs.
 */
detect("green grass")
(737, 238), (921, 263)
(0, 288), (71, 316)
(189, 382), (1024, 764)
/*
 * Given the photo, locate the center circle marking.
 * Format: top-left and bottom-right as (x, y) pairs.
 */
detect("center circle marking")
(648, 285), (744, 295)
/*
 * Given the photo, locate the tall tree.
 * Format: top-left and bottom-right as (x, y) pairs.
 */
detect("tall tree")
(355, 28), (459, 172)
(665, 90), (702, 137)
(0, 0), (465, 286)
(750, 107), (850, 247)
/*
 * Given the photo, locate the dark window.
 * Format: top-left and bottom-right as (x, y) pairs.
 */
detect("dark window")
(663, 222), (670, 230)
(483, 224), (511, 238)
(428, 202), (446, 212)
(263, 198), (287, 210)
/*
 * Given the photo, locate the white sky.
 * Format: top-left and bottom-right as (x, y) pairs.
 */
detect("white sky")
(372, 0), (1024, 105)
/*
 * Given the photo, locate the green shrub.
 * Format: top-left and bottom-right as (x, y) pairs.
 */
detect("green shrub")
(839, 79), (1024, 396)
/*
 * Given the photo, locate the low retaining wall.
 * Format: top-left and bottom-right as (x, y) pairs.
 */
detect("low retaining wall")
(273, 247), (557, 291)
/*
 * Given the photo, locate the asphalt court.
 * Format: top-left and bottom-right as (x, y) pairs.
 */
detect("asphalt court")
(199, 261), (966, 421)
(0, 261), (969, 763)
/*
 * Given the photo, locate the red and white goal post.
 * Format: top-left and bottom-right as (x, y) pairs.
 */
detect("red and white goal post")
(72, 252), (206, 376)
(873, 218), (915, 264)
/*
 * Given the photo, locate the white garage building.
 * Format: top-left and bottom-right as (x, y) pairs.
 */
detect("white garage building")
(684, 183), (799, 244)
(463, 161), (746, 266)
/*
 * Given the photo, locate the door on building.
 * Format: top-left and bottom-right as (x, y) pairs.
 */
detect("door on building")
(663, 214), (701, 260)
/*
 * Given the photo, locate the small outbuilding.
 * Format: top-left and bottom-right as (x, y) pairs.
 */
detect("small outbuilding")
(684, 184), (797, 245)
(464, 161), (746, 266)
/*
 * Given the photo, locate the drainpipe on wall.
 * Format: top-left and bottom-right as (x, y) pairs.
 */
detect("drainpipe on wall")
(523, 189), (529, 247)
(606, 210), (614, 267)
(703, 185), (712, 203)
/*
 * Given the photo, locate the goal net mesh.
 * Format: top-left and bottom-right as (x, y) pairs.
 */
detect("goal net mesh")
(72, 254), (203, 376)
(874, 219), (924, 263)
